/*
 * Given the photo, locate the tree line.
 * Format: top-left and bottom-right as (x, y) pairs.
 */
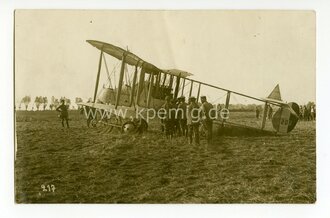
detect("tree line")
(17, 96), (84, 111)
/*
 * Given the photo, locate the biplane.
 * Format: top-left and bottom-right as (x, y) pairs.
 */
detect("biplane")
(79, 40), (299, 135)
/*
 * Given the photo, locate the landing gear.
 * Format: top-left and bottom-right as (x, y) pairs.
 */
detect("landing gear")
(121, 118), (148, 134)
(122, 121), (136, 133)
(90, 119), (98, 127)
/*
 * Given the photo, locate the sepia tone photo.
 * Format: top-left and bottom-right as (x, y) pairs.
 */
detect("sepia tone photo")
(14, 10), (316, 203)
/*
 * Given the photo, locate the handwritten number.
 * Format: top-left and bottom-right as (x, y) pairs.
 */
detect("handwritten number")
(41, 184), (56, 192)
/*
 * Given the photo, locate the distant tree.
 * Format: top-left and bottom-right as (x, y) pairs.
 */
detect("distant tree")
(65, 98), (71, 109)
(75, 97), (83, 110)
(21, 96), (31, 111)
(49, 96), (55, 110)
(34, 96), (43, 111)
(54, 98), (60, 109)
(43, 97), (48, 110)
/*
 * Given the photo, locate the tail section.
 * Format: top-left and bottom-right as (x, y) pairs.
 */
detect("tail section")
(267, 84), (282, 101)
(265, 84), (299, 133)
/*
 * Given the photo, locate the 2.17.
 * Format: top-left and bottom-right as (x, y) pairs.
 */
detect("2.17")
(41, 184), (56, 192)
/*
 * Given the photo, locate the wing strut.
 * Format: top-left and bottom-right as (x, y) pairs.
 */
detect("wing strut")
(135, 64), (146, 106)
(93, 49), (103, 103)
(129, 64), (138, 107)
(261, 102), (268, 129)
(181, 78), (186, 97)
(174, 75), (181, 99)
(147, 74), (154, 108)
(189, 81), (194, 98)
(196, 83), (201, 102)
(115, 53), (127, 109)
(225, 91), (231, 109)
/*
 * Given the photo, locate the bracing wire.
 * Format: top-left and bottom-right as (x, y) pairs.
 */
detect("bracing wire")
(210, 92), (228, 104)
(124, 64), (131, 96)
(231, 93), (240, 104)
(102, 53), (113, 88)
(183, 80), (192, 97)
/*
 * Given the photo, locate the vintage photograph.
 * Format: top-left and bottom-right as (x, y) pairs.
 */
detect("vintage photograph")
(14, 10), (316, 203)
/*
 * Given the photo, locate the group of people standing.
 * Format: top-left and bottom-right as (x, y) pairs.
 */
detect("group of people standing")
(299, 104), (316, 121)
(255, 103), (316, 121)
(160, 95), (214, 145)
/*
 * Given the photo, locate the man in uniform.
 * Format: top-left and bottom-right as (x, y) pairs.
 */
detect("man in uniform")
(200, 96), (214, 144)
(171, 98), (179, 136)
(187, 96), (200, 145)
(56, 99), (70, 128)
(177, 96), (188, 137)
(161, 96), (175, 139)
(256, 106), (260, 119)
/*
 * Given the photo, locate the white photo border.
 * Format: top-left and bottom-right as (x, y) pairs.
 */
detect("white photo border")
(1, 1), (329, 218)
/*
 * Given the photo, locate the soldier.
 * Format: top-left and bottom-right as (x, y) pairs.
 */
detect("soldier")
(171, 98), (179, 136)
(304, 105), (309, 121)
(311, 105), (316, 121)
(187, 96), (200, 145)
(56, 99), (70, 128)
(200, 96), (214, 144)
(177, 96), (188, 137)
(299, 105), (304, 120)
(161, 96), (175, 139)
(256, 106), (260, 119)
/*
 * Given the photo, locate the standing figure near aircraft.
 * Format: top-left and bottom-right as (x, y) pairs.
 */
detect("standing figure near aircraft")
(311, 105), (316, 121)
(177, 96), (188, 137)
(304, 105), (309, 121)
(256, 106), (260, 119)
(299, 105), (304, 120)
(161, 96), (175, 139)
(56, 99), (70, 128)
(171, 98), (179, 136)
(200, 96), (214, 144)
(187, 96), (200, 145)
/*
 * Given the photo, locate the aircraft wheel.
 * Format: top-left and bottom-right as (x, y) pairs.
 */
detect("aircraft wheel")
(91, 119), (98, 127)
(122, 121), (136, 133)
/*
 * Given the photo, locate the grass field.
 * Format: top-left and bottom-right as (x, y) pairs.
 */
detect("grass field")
(15, 110), (316, 203)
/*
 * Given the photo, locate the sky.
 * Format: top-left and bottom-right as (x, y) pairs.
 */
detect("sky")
(15, 10), (315, 106)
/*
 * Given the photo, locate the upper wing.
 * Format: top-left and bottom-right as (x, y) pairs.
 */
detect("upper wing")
(87, 40), (192, 78)
(87, 40), (160, 74)
(161, 69), (193, 78)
